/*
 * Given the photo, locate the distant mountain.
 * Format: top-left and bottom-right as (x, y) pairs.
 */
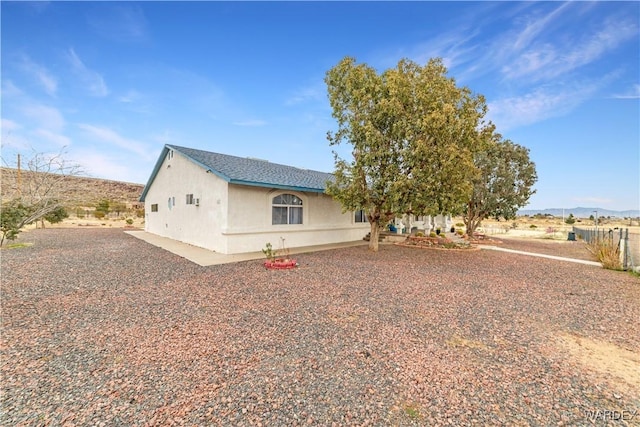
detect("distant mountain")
(518, 207), (640, 218)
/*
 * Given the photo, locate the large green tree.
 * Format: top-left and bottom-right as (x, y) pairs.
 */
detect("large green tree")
(325, 57), (490, 250)
(392, 59), (492, 217)
(463, 137), (537, 237)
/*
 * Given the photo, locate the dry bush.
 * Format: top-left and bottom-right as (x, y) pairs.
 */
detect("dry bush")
(587, 238), (622, 270)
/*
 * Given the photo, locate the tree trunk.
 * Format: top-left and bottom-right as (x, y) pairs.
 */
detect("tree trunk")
(368, 221), (380, 252)
(464, 203), (483, 238)
(465, 215), (483, 238)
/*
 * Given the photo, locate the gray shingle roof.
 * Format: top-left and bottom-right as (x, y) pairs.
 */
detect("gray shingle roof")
(140, 145), (334, 201)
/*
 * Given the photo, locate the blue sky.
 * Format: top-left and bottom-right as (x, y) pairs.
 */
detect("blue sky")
(2, 1), (638, 211)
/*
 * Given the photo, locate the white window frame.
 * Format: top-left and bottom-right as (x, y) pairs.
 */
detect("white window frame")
(271, 193), (304, 225)
(355, 209), (367, 223)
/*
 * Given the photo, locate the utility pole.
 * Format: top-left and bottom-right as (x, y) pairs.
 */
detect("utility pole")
(16, 153), (22, 196)
(593, 210), (598, 241)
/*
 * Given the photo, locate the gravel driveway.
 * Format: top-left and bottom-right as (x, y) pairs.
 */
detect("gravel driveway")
(2, 228), (639, 426)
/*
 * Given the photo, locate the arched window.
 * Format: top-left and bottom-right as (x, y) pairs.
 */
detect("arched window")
(272, 194), (303, 225)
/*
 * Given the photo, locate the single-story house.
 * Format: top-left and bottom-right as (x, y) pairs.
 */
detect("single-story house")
(139, 144), (370, 254)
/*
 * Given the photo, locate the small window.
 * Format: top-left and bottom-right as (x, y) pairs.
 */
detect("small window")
(272, 193), (303, 225)
(186, 194), (194, 205)
(168, 197), (175, 210)
(151, 204), (158, 212)
(355, 209), (367, 223)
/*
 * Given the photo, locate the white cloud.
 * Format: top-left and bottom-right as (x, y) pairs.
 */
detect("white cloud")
(1, 118), (21, 133)
(21, 103), (66, 133)
(1, 80), (24, 98)
(19, 55), (57, 96)
(487, 83), (598, 131)
(66, 48), (109, 97)
(611, 84), (640, 99)
(72, 149), (142, 183)
(33, 129), (71, 147)
(509, 2), (572, 52)
(77, 123), (153, 161)
(502, 15), (639, 81)
(1, 119), (30, 152)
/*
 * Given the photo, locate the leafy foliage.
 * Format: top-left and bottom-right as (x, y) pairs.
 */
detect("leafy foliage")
(1, 202), (30, 245)
(564, 213), (576, 225)
(463, 137), (537, 237)
(325, 57), (491, 251)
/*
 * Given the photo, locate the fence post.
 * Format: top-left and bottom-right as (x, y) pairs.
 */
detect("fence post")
(620, 228), (631, 271)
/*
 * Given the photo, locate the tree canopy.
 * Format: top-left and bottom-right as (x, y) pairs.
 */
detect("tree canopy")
(325, 57), (492, 251)
(463, 137), (537, 236)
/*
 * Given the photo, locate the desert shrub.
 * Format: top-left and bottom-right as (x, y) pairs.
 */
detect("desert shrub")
(456, 229), (464, 236)
(94, 211), (106, 219)
(126, 218), (134, 225)
(429, 232), (437, 238)
(587, 239), (621, 270)
(44, 206), (68, 224)
(135, 208), (145, 218)
(529, 224), (537, 229)
(455, 222), (464, 227)
(415, 231), (424, 237)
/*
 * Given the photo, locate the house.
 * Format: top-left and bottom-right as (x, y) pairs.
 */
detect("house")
(139, 145), (370, 254)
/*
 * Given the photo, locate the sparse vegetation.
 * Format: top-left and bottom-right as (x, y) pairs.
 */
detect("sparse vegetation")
(262, 242), (277, 262)
(587, 239), (622, 270)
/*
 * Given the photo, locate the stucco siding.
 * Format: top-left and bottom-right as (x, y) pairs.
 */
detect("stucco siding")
(223, 184), (369, 254)
(144, 149), (228, 253)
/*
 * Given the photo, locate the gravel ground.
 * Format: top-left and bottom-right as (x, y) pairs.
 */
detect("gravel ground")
(2, 228), (639, 426)
(494, 236), (597, 262)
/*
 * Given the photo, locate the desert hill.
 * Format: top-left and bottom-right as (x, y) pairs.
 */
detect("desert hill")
(1, 167), (145, 209)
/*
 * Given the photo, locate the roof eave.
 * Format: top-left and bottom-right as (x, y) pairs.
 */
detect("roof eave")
(229, 179), (328, 194)
(139, 145), (170, 202)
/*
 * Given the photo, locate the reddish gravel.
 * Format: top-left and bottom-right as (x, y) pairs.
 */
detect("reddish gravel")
(2, 228), (639, 426)
(492, 236), (597, 262)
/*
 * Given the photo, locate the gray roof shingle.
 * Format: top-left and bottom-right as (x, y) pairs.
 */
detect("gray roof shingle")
(140, 145), (334, 201)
